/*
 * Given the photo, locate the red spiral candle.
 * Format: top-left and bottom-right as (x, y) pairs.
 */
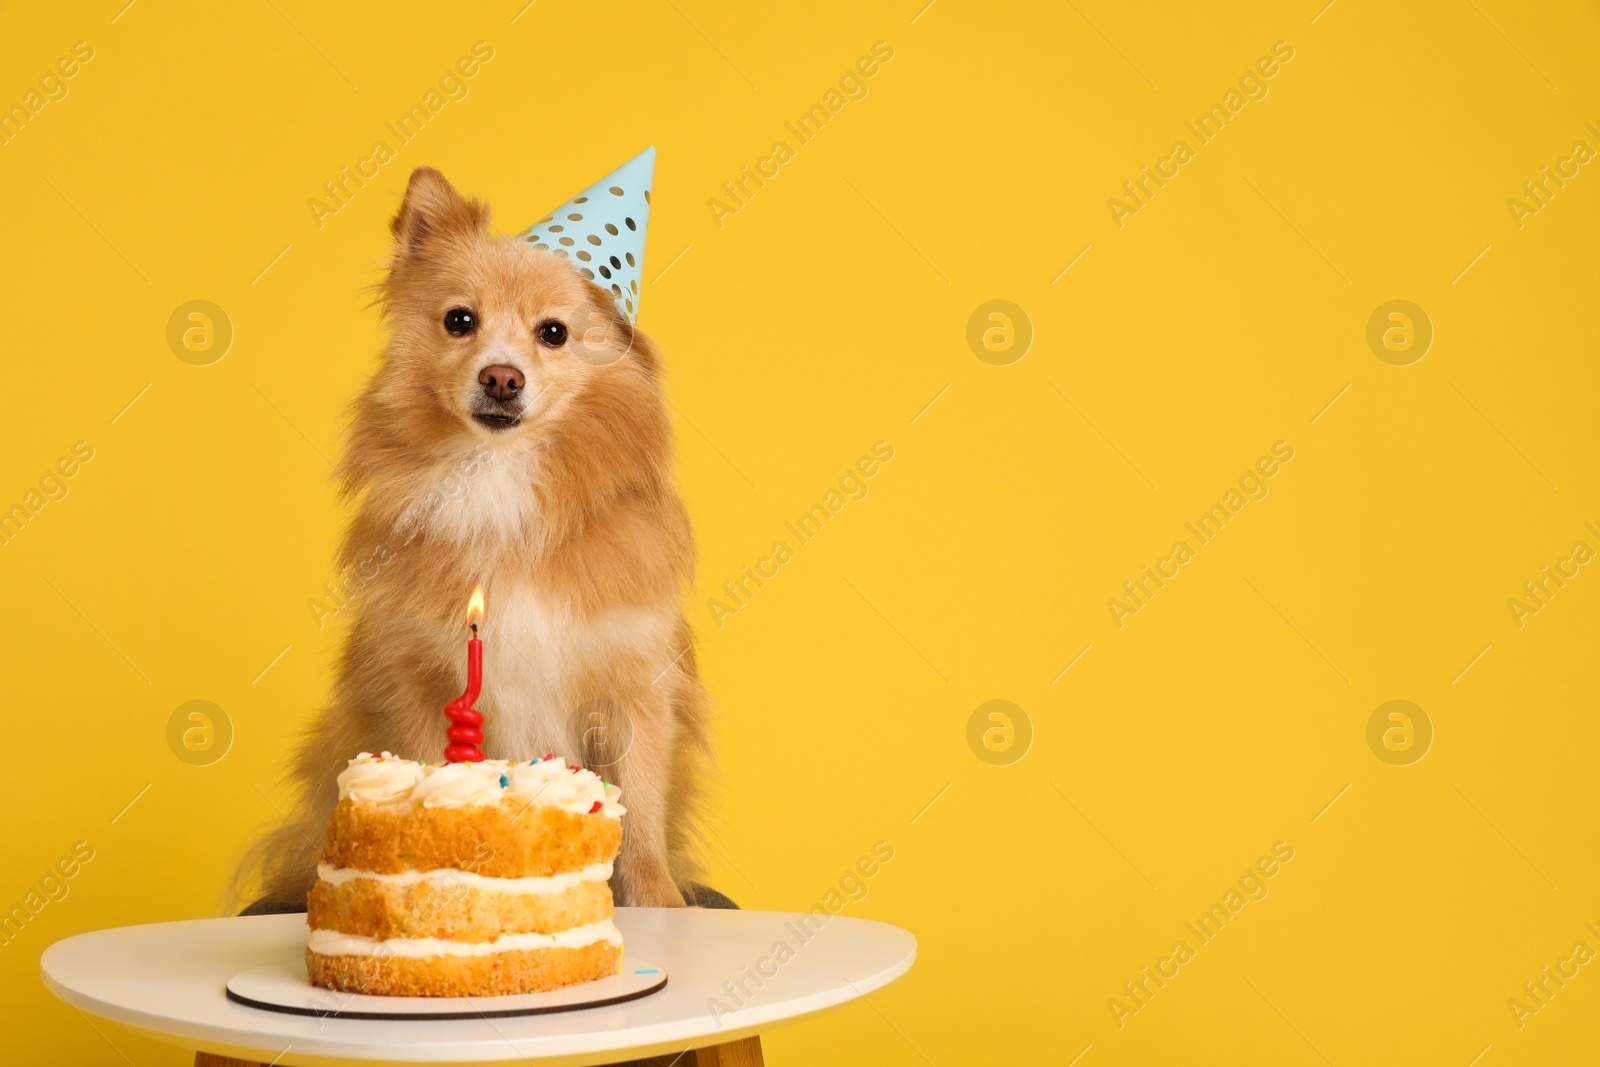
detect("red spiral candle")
(443, 585), (487, 763)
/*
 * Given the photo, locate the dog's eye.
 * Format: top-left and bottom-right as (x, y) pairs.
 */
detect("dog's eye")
(443, 308), (478, 336)
(537, 321), (568, 348)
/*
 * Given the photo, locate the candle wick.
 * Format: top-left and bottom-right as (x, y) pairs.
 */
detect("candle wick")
(470, 622), (478, 635)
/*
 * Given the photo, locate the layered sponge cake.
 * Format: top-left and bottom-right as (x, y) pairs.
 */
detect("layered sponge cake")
(306, 753), (626, 997)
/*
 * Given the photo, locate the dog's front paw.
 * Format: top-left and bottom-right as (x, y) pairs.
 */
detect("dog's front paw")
(623, 867), (687, 908)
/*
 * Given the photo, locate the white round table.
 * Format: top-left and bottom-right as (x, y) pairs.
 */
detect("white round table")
(41, 908), (916, 1067)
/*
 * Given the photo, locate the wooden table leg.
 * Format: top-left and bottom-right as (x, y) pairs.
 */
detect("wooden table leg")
(611, 1035), (765, 1066)
(195, 1034), (763, 1067)
(692, 1036), (765, 1066)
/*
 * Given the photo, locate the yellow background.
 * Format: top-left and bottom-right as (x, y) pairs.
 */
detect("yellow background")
(2, 0), (1597, 1063)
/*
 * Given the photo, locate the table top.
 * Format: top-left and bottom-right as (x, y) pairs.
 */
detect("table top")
(41, 907), (917, 1066)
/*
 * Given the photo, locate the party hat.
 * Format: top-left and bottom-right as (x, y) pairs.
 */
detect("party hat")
(517, 147), (654, 324)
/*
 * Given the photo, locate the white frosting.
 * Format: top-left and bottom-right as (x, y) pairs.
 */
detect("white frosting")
(410, 760), (506, 809)
(503, 758), (625, 816)
(307, 919), (622, 957)
(316, 862), (613, 895)
(335, 753), (625, 818)
(336, 755), (426, 804)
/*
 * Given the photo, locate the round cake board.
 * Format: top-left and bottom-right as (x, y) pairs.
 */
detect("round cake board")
(226, 956), (668, 1020)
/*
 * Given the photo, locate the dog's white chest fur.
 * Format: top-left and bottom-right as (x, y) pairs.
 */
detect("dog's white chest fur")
(480, 582), (674, 758)
(408, 445), (539, 548)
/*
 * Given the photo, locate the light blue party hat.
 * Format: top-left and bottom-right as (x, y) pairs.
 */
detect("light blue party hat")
(517, 147), (654, 324)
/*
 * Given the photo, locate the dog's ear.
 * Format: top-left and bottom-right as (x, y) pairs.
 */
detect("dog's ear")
(391, 167), (489, 256)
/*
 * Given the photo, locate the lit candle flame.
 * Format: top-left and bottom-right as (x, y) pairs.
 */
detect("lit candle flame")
(466, 584), (485, 627)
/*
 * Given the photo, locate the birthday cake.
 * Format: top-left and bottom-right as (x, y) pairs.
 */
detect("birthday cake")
(305, 752), (627, 997)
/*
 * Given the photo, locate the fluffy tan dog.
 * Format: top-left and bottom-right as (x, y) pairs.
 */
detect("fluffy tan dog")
(242, 167), (706, 909)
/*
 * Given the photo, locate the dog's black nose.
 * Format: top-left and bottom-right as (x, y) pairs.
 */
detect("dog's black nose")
(478, 364), (524, 402)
